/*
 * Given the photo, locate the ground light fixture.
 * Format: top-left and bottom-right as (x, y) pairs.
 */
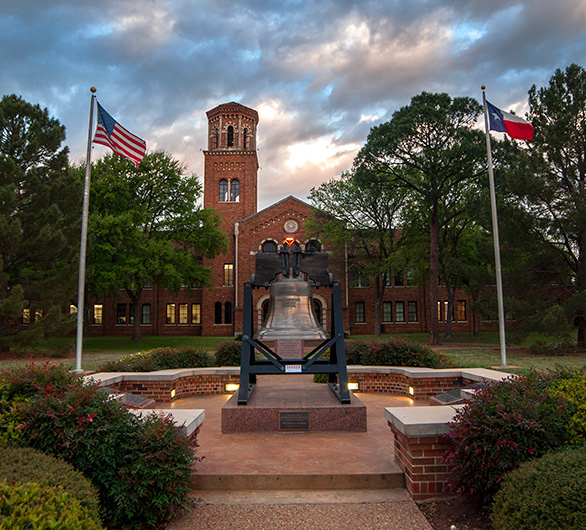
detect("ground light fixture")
(348, 382), (360, 391)
(225, 383), (240, 393)
(408, 386), (415, 396)
(170, 388), (177, 399)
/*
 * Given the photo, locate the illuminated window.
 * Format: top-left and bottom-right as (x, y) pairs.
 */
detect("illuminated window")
(224, 263), (234, 286)
(382, 302), (392, 322)
(191, 303), (201, 324)
(219, 179), (228, 202)
(35, 309), (42, 321)
(166, 304), (176, 324)
(408, 301), (418, 322)
(69, 304), (77, 315)
(456, 301), (467, 322)
(230, 179), (240, 202)
(22, 308), (31, 325)
(355, 302), (365, 323)
(395, 301), (405, 322)
(179, 303), (188, 324)
(437, 301), (443, 322)
(142, 304), (151, 325)
(93, 304), (103, 325)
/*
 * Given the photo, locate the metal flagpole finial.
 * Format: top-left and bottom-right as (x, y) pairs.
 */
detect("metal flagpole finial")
(90, 86), (97, 93)
(481, 85), (486, 91)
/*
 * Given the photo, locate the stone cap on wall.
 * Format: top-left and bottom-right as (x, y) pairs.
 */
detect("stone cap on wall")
(385, 405), (466, 437)
(130, 408), (205, 438)
(347, 366), (510, 383)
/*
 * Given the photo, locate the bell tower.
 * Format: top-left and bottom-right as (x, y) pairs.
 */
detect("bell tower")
(204, 102), (259, 219)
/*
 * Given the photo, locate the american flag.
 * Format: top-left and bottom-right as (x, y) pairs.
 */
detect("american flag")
(93, 102), (146, 167)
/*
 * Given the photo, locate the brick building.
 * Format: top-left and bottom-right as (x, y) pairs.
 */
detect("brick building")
(88, 102), (477, 338)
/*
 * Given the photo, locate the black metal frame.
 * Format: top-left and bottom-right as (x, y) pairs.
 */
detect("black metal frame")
(237, 280), (351, 405)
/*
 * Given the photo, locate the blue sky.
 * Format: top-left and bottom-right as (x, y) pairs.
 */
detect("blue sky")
(2, 0), (586, 208)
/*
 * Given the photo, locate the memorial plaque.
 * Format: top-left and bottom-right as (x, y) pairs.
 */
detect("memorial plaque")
(276, 339), (304, 359)
(279, 411), (310, 431)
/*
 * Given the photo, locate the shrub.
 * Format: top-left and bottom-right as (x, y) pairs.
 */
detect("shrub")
(98, 345), (212, 372)
(214, 340), (242, 366)
(550, 373), (586, 443)
(444, 369), (579, 504)
(344, 338), (454, 369)
(491, 446), (586, 530)
(2, 363), (197, 529)
(0, 480), (104, 530)
(0, 446), (101, 522)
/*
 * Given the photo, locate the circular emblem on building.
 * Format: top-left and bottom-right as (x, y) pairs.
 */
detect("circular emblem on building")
(284, 219), (298, 233)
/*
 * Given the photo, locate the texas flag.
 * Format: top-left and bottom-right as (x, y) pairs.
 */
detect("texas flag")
(486, 101), (533, 141)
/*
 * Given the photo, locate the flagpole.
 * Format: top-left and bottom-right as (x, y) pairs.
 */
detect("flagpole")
(74, 87), (96, 373)
(481, 86), (507, 368)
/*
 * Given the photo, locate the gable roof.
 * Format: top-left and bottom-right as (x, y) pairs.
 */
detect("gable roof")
(238, 195), (315, 223)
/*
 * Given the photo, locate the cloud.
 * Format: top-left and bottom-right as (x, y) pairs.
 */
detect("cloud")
(1, 0), (585, 209)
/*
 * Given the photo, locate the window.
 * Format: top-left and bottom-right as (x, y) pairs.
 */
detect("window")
(394, 270), (404, 286)
(224, 302), (232, 324)
(406, 268), (415, 286)
(437, 301), (443, 322)
(305, 240), (321, 252)
(395, 301), (405, 322)
(22, 308), (31, 325)
(191, 303), (201, 324)
(227, 125), (234, 147)
(224, 263), (234, 286)
(355, 302), (365, 323)
(383, 302), (392, 322)
(129, 304), (134, 324)
(219, 179), (228, 202)
(69, 304), (77, 315)
(35, 309), (42, 321)
(178, 303), (188, 324)
(93, 304), (103, 325)
(384, 271), (392, 287)
(214, 302), (222, 324)
(166, 303), (176, 324)
(456, 301), (467, 322)
(230, 179), (240, 202)
(117, 304), (126, 324)
(142, 304), (151, 325)
(243, 128), (249, 148)
(313, 299), (323, 325)
(408, 301), (418, 322)
(350, 267), (369, 287)
(262, 240), (277, 253)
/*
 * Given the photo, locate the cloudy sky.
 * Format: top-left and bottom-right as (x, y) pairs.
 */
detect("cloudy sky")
(2, 0), (585, 209)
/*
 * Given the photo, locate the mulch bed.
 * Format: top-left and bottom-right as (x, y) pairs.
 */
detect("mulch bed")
(417, 498), (493, 530)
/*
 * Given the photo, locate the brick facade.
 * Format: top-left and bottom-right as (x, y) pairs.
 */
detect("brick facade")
(88, 101), (485, 338)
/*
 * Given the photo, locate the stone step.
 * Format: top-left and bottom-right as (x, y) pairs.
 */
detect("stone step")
(191, 472), (405, 491)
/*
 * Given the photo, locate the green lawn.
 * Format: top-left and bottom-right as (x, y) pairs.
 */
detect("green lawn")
(1, 332), (585, 374)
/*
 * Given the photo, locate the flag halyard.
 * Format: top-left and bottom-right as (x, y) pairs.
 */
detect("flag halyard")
(94, 102), (146, 167)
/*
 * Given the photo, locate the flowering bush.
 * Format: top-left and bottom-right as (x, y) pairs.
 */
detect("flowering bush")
(444, 368), (583, 503)
(0, 363), (197, 529)
(345, 338), (454, 368)
(99, 345), (212, 372)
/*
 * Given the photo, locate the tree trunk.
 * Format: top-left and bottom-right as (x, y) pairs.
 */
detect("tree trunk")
(126, 289), (143, 342)
(428, 205), (440, 345)
(444, 286), (454, 341)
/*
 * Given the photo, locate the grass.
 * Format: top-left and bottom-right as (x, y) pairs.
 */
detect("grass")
(1, 332), (585, 374)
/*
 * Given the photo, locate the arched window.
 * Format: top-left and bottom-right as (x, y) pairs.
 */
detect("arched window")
(214, 302), (222, 324)
(227, 125), (234, 147)
(305, 239), (321, 252)
(219, 179), (228, 202)
(313, 299), (323, 325)
(243, 128), (249, 149)
(224, 302), (232, 324)
(262, 240), (277, 253)
(230, 179), (240, 202)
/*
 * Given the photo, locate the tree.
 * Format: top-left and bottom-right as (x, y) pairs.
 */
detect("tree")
(354, 92), (485, 344)
(0, 95), (80, 350)
(307, 171), (407, 335)
(85, 151), (227, 341)
(507, 64), (586, 347)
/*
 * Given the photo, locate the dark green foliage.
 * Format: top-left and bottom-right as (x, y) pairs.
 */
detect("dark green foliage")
(0, 480), (104, 530)
(0, 95), (80, 350)
(98, 346), (212, 372)
(444, 368), (584, 503)
(491, 446), (586, 530)
(0, 446), (101, 522)
(214, 341), (242, 366)
(345, 338), (454, 368)
(1, 363), (197, 529)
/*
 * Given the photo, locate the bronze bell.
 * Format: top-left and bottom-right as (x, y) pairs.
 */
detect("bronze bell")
(255, 276), (328, 341)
